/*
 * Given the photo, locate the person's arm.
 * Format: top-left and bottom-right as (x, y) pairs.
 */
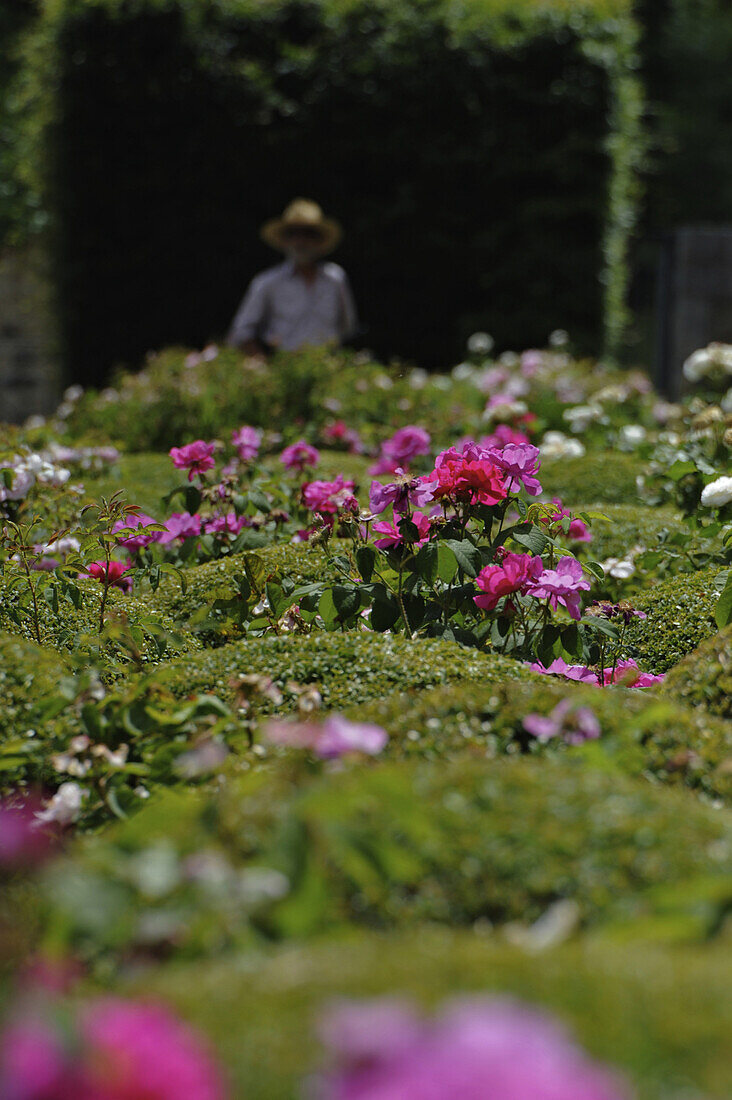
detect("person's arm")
(226, 275), (269, 355)
(338, 270), (359, 341)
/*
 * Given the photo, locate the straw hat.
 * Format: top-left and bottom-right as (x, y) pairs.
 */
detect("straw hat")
(261, 198), (342, 255)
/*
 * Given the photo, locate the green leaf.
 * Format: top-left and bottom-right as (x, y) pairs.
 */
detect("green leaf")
(331, 585), (362, 622)
(371, 594), (399, 632)
(442, 539), (482, 578)
(715, 577), (732, 629)
(667, 459), (698, 482)
(413, 542), (439, 585)
(185, 485), (203, 513)
(583, 560), (605, 581)
(355, 545), (377, 583)
(436, 544), (458, 583)
(512, 526), (550, 556)
(248, 489), (272, 513)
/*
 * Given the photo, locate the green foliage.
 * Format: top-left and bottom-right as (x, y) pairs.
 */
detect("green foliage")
(584, 503), (682, 563)
(0, 631), (71, 741)
(147, 544), (344, 641)
(540, 451), (640, 505)
(131, 933), (732, 1100)
(354, 674), (732, 802)
(158, 633), (536, 709)
(8, 0), (641, 380)
(665, 625), (732, 721)
(0, 571), (198, 664)
(624, 565), (721, 673)
(42, 756), (731, 965)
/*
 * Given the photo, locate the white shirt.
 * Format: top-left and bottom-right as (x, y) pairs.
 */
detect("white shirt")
(226, 260), (358, 351)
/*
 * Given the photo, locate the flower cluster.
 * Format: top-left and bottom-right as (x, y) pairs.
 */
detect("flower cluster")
(231, 425), (262, 462)
(0, 452), (71, 505)
(281, 440), (320, 472)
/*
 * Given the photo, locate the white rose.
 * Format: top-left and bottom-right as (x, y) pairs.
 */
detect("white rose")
(467, 331), (493, 355)
(701, 476), (732, 508)
(620, 424), (646, 445)
(683, 348), (713, 381)
(721, 388), (732, 413)
(35, 781), (85, 826)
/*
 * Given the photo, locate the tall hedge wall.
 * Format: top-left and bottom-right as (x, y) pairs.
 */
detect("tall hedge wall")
(636, 0), (732, 232)
(11, 0), (641, 382)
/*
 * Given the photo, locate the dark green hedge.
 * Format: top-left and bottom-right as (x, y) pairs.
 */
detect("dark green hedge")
(624, 565), (720, 673)
(0, 573), (198, 664)
(158, 632), (537, 710)
(44, 755), (731, 962)
(665, 624), (732, 720)
(539, 451), (640, 506)
(11, 0), (641, 382)
(353, 673), (732, 802)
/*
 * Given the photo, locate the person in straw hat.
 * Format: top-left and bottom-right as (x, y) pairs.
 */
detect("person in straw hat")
(226, 198), (358, 357)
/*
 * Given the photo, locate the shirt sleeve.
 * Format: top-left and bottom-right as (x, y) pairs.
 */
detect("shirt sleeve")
(338, 271), (358, 340)
(226, 276), (268, 346)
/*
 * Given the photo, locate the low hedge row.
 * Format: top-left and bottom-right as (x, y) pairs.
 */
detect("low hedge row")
(353, 675), (732, 803)
(583, 503), (682, 564)
(43, 755), (731, 968)
(147, 545), (344, 641)
(0, 574), (198, 665)
(539, 451), (640, 506)
(0, 632), (72, 741)
(665, 624), (732, 720)
(157, 633), (538, 710)
(624, 565), (720, 673)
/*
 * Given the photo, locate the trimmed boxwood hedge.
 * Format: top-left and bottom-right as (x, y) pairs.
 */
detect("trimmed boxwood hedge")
(43, 755), (732, 967)
(147, 544), (345, 641)
(623, 565), (721, 673)
(665, 624), (732, 721)
(132, 932), (732, 1100)
(0, 573), (198, 664)
(581, 502), (682, 563)
(158, 633), (538, 710)
(352, 674), (732, 803)
(539, 451), (640, 506)
(0, 631), (72, 741)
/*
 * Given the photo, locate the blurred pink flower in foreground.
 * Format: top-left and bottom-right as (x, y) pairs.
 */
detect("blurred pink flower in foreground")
(523, 698), (600, 744)
(169, 440), (217, 481)
(0, 797), (55, 871)
(0, 997), (228, 1100)
(111, 512), (160, 553)
(158, 512), (202, 545)
(265, 715), (388, 759)
(315, 995), (630, 1100)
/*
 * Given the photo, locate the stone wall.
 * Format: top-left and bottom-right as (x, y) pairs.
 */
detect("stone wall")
(0, 245), (60, 424)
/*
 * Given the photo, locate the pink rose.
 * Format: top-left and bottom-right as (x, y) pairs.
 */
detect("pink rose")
(169, 441), (216, 481)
